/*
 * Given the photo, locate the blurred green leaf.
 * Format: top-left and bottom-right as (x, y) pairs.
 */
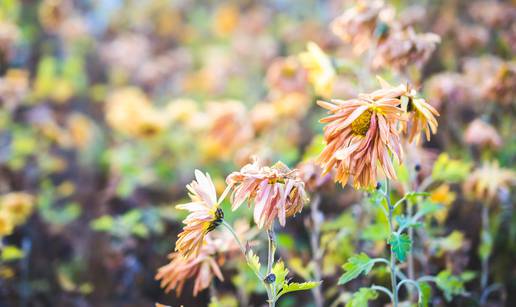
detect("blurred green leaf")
(346, 287), (378, 307)
(338, 253), (375, 285)
(388, 233), (412, 262)
(1, 245), (24, 261)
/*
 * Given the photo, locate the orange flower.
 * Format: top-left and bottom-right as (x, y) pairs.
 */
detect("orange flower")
(464, 119), (502, 149)
(317, 89), (403, 189)
(156, 241), (223, 296)
(463, 161), (516, 202)
(175, 170), (225, 258)
(226, 158), (308, 229)
(374, 77), (439, 143)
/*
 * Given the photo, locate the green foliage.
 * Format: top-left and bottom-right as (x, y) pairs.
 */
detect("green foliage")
(277, 281), (321, 298)
(361, 222), (390, 241)
(432, 154), (471, 183)
(1, 245), (24, 261)
(346, 287), (378, 307)
(90, 209), (164, 239)
(272, 260), (321, 302)
(435, 270), (473, 301)
(418, 281), (432, 307)
(388, 233), (412, 262)
(338, 253), (375, 285)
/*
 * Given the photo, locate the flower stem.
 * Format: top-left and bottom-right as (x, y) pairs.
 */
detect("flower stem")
(386, 180), (399, 307)
(267, 228), (276, 307)
(309, 194), (324, 307)
(480, 204), (490, 292)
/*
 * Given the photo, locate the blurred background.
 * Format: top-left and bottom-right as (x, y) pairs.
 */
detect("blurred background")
(0, 0), (514, 306)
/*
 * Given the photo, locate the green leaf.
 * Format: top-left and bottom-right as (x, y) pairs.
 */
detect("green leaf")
(431, 154), (472, 183)
(418, 200), (443, 216)
(278, 281), (321, 297)
(338, 253), (375, 285)
(1, 245), (24, 261)
(247, 250), (261, 277)
(388, 234), (412, 262)
(346, 287), (378, 307)
(272, 260), (289, 293)
(361, 223), (390, 241)
(90, 215), (114, 231)
(418, 281), (432, 307)
(478, 229), (493, 261)
(435, 270), (467, 302)
(396, 215), (421, 231)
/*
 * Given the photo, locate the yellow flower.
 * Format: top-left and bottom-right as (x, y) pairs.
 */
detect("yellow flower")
(213, 4), (240, 37)
(299, 42), (336, 98)
(0, 212), (13, 236)
(67, 113), (94, 149)
(430, 184), (456, 224)
(463, 161), (516, 202)
(1, 192), (34, 226)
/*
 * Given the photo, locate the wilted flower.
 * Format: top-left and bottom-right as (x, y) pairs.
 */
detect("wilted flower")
(266, 56), (308, 93)
(464, 119), (503, 150)
(297, 160), (334, 192)
(317, 84), (404, 189)
(38, 0), (70, 32)
(175, 170), (225, 258)
(373, 27), (440, 71)
(0, 192), (34, 226)
(156, 241), (223, 296)
(271, 92), (311, 119)
(425, 73), (472, 109)
(430, 184), (456, 224)
(226, 159), (308, 229)
(371, 77), (439, 143)
(299, 42), (336, 98)
(454, 24), (489, 51)
(463, 161), (516, 202)
(331, 0), (387, 53)
(250, 102), (278, 132)
(482, 62), (516, 106)
(468, 1), (516, 28)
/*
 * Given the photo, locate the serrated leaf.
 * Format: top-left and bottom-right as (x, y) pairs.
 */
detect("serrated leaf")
(388, 234), (412, 262)
(418, 281), (432, 307)
(396, 215), (421, 231)
(272, 260), (289, 292)
(346, 287), (378, 307)
(247, 250), (261, 277)
(338, 253), (375, 285)
(435, 270), (466, 302)
(278, 281), (321, 297)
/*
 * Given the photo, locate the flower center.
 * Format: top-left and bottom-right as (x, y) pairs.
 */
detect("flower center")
(351, 110), (372, 136)
(206, 207), (224, 232)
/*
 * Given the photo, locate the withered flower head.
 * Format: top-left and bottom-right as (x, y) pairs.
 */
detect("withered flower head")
(297, 160), (334, 193)
(226, 158), (308, 229)
(464, 119), (503, 150)
(156, 240), (223, 297)
(373, 27), (440, 71)
(0, 192), (34, 226)
(468, 1), (516, 28)
(316, 84), (404, 189)
(266, 56), (308, 93)
(372, 77), (439, 143)
(175, 170), (226, 258)
(299, 42), (336, 98)
(463, 161), (516, 202)
(331, 0), (388, 53)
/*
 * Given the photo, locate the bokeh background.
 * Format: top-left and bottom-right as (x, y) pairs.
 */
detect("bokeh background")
(0, 0), (515, 306)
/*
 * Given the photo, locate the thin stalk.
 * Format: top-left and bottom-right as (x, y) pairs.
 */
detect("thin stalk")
(386, 180), (399, 307)
(407, 198), (416, 302)
(266, 228), (276, 307)
(309, 194), (324, 307)
(480, 204), (490, 292)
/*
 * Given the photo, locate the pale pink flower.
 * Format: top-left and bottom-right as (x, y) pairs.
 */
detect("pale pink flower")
(464, 119), (503, 150)
(226, 159), (308, 229)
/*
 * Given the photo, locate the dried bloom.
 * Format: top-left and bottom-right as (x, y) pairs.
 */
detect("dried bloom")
(331, 0), (390, 53)
(317, 84), (404, 189)
(38, 0), (71, 32)
(425, 73), (472, 109)
(482, 62), (516, 106)
(299, 42), (336, 98)
(464, 119), (503, 150)
(0, 69), (29, 110)
(100, 34), (150, 75)
(454, 24), (489, 51)
(200, 101), (254, 160)
(250, 102), (278, 132)
(469, 1), (516, 28)
(1, 192), (34, 226)
(226, 159), (308, 229)
(297, 160), (334, 193)
(266, 56), (308, 93)
(374, 77), (439, 143)
(373, 27), (440, 71)
(463, 161), (516, 202)
(271, 92), (311, 119)
(175, 170), (225, 258)
(156, 240), (223, 296)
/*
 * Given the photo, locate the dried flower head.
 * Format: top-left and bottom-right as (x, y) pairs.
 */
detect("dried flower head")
(226, 158), (308, 229)
(156, 240), (223, 296)
(317, 83), (404, 189)
(463, 161), (516, 202)
(464, 119), (503, 150)
(175, 170), (226, 258)
(331, 0), (388, 53)
(373, 27), (440, 71)
(297, 160), (334, 193)
(266, 56), (308, 93)
(469, 1), (516, 28)
(299, 42), (336, 98)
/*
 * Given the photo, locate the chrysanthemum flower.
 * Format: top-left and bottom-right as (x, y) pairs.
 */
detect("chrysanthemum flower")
(175, 170), (226, 258)
(373, 77), (439, 143)
(299, 42), (336, 98)
(317, 90), (403, 189)
(463, 161), (516, 202)
(464, 119), (503, 150)
(266, 56), (308, 93)
(0, 212), (13, 236)
(226, 158), (308, 229)
(156, 240), (223, 296)
(0, 192), (34, 226)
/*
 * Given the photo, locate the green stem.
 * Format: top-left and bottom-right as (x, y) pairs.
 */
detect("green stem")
(267, 228), (276, 307)
(480, 204), (490, 292)
(386, 180), (399, 307)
